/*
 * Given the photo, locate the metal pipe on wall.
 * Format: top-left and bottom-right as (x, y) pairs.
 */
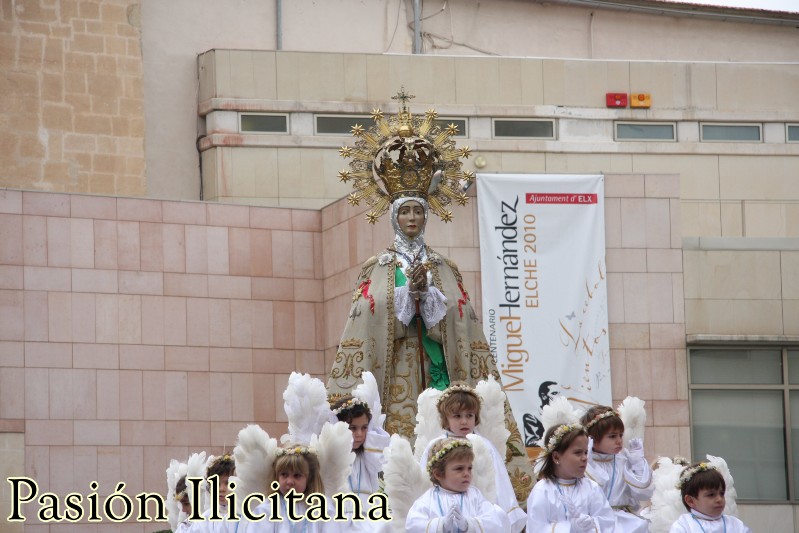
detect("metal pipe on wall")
(276, 0), (283, 50)
(413, 0), (421, 53)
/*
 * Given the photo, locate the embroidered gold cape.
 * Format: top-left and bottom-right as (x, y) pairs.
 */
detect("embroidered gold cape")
(327, 245), (534, 505)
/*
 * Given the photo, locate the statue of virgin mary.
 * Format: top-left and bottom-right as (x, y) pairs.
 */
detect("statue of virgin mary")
(327, 89), (533, 504)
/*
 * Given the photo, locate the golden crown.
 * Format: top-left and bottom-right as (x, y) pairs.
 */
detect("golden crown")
(338, 87), (475, 224)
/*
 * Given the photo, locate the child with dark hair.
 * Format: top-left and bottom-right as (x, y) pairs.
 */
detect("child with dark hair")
(419, 382), (526, 532)
(581, 405), (653, 533)
(670, 463), (751, 533)
(526, 424), (615, 532)
(331, 392), (390, 516)
(174, 476), (196, 532)
(407, 437), (509, 532)
(196, 454), (237, 532)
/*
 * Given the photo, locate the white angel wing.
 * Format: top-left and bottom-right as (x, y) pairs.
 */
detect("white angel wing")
(468, 434), (497, 504)
(165, 458), (187, 532)
(314, 420), (355, 495)
(475, 376), (511, 460)
(706, 455), (738, 516)
(537, 396), (580, 446)
(617, 396), (647, 446)
(414, 387), (444, 461)
(647, 457), (686, 533)
(186, 451), (209, 516)
(233, 424), (278, 504)
(353, 371), (386, 430)
(383, 434), (432, 533)
(283, 372), (332, 445)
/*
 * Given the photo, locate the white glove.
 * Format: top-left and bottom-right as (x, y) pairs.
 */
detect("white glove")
(571, 514), (596, 533)
(444, 505), (458, 532)
(627, 438), (645, 461)
(452, 507), (468, 532)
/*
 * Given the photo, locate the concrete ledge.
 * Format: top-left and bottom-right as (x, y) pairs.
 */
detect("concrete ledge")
(687, 334), (799, 345)
(683, 236), (799, 251)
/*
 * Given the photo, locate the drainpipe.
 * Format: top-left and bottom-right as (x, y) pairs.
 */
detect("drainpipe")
(413, 0), (421, 53)
(276, 0), (283, 50)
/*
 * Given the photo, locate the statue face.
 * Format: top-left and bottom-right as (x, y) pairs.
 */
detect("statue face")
(396, 200), (425, 238)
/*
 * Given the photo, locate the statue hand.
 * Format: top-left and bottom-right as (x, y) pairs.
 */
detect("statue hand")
(408, 262), (428, 292)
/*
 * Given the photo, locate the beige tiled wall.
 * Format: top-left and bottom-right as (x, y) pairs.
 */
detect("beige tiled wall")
(684, 247), (799, 336)
(0, 188), (324, 531)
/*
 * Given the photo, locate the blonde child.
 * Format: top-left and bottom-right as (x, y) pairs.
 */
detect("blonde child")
(419, 383), (525, 533)
(670, 463), (751, 533)
(248, 444), (326, 533)
(407, 437), (509, 532)
(331, 394), (390, 515)
(526, 424), (615, 532)
(581, 405), (653, 532)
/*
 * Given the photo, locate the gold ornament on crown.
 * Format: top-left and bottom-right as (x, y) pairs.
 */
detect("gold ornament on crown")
(338, 87), (475, 224)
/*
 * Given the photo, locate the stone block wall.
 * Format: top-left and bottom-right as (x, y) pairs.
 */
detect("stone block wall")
(0, 0), (145, 196)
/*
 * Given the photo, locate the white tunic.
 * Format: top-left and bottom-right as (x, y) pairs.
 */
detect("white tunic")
(587, 449), (653, 533)
(420, 432), (525, 533)
(176, 519), (201, 532)
(347, 428), (391, 515)
(525, 477), (616, 533)
(406, 486), (509, 533)
(193, 504), (239, 533)
(669, 511), (752, 533)
(238, 497), (326, 533)
(327, 427), (391, 533)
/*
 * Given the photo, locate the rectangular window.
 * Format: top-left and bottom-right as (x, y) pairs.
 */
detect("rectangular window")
(700, 123), (762, 142)
(615, 122), (676, 141)
(493, 119), (555, 139)
(239, 113), (288, 133)
(434, 118), (468, 137)
(315, 115), (371, 135)
(787, 124), (799, 143)
(689, 347), (799, 501)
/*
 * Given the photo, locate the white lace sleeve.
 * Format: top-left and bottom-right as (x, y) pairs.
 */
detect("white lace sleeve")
(420, 286), (447, 328)
(394, 284), (417, 326)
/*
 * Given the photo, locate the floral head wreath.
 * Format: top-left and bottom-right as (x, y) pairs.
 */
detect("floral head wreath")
(276, 445), (317, 458)
(331, 397), (370, 416)
(174, 489), (187, 502)
(436, 383), (481, 407)
(676, 462), (717, 489)
(538, 423), (585, 458)
(427, 439), (473, 474)
(209, 453), (234, 466)
(584, 409), (619, 430)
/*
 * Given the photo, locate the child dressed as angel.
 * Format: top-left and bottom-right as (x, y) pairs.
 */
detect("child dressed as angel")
(416, 381), (526, 532)
(407, 437), (509, 533)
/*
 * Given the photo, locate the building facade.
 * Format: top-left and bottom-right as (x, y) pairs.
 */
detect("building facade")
(2, 0), (799, 530)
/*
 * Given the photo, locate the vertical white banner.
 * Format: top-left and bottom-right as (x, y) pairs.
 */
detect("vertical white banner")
(477, 174), (610, 449)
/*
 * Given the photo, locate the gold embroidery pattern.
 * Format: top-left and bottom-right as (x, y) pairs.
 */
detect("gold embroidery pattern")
(384, 254), (396, 401)
(509, 467), (534, 505)
(340, 338), (364, 348)
(330, 350), (365, 381)
(470, 340), (490, 351)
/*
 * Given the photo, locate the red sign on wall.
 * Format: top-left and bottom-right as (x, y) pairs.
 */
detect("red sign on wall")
(525, 193), (598, 204)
